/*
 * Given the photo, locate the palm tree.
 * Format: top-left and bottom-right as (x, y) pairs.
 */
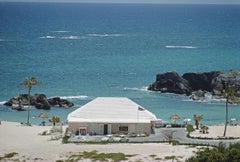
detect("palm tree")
(223, 84), (237, 137)
(193, 114), (203, 130)
(20, 77), (41, 125)
(49, 116), (61, 126)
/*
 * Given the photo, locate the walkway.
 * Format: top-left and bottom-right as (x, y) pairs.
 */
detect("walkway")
(129, 128), (240, 146)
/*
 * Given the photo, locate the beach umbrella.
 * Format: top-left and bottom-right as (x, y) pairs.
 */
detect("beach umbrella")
(169, 114), (181, 122)
(183, 118), (191, 125)
(38, 112), (49, 123)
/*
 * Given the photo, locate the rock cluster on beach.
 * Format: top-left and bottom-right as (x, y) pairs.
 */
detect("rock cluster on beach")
(148, 70), (240, 102)
(4, 94), (74, 110)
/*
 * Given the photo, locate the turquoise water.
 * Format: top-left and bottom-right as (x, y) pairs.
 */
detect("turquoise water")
(0, 3), (240, 125)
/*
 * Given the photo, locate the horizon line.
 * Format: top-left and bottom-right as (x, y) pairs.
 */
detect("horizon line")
(0, 0), (240, 5)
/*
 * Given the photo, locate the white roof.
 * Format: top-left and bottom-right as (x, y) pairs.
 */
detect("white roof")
(67, 97), (157, 123)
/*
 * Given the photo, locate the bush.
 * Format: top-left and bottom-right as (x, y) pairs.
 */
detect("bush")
(62, 136), (69, 144)
(186, 124), (195, 133)
(186, 142), (240, 162)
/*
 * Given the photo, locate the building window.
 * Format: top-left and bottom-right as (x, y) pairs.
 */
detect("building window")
(119, 126), (128, 132)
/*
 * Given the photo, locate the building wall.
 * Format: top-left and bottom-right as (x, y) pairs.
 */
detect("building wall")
(68, 122), (152, 135)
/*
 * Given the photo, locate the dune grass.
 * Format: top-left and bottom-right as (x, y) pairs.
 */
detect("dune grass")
(0, 152), (18, 160)
(57, 150), (135, 162)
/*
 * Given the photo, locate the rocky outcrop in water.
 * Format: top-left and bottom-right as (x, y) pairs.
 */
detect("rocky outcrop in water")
(148, 71), (192, 95)
(148, 70), (240, 102)
(4, 94), (74, 110)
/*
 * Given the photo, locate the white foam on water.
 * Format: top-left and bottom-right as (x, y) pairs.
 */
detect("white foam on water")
(59, 95), (89, 100)
(124, 86), (148, 92)
(39, 35), (56, 39)
(165, 45), (198, 49)
(60, 35), (85, 40)
(87, 33), (125, 37)
(51, 30), (70, 33)
(0, 101), (6, 105)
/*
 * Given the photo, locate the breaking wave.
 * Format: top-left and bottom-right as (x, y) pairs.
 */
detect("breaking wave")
(39, 33), (125, 40)
(165, 45), (197, 49)
(184, 93), (226, 104)
(39, 35), (56, 39)
(60, 35), (86, 40)
(87, 33), (125, 37)
(51, 30), (70, 33)
(0, 101), (6, 105)
(59, 95), (89, 100)
(124, 87), (148, 92)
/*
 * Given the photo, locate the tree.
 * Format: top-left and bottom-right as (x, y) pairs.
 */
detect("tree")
(49, 116), (61, 126)
(193, 114), (203, 130)
(20, 77), (41, 125)
(222, 84), (237, 137)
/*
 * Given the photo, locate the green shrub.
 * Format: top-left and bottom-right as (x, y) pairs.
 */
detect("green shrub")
(0, 152), (18, 160)
(186, 142), (240, 162)
(186, 124), (195, 133)
(62, 136), (69, 144)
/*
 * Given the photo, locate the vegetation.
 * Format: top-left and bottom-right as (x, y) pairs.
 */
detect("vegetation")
(186, 124), (195, 133)
(0, 152), (18, 160)
(164, 155), (176, 160)
(200, 125), (209, 134)
(222, 84), (237, 137)
(193, 114), (203, 130)
(62, 136), (70, 144)
(186, 142), (240, 162)
(49, 116), (61, 126)
(20, 77), (41, 125)
(58, 150), (135, 162)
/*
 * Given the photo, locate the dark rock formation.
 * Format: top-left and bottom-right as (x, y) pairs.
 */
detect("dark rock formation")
(182, 71), (221, 91)
(4, 94), (74, 110)
(148, 70), (240, 100)
(148, 72), (192, 95)
(212, 70), (240, 97)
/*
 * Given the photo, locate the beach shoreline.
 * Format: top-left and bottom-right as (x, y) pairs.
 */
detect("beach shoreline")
(0, 121), (198, 162)
(1, 120), (240, 161)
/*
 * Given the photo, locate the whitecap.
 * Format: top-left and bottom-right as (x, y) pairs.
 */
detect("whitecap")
(39, 35), (56, 39)
(87, 33), (125, 37)
(0, 101), (6, 105)
(60, 35), (85, 40)
(165, 45), (197, 49)
(51, 30), (70, 33)
(184, 93), (226, 104)
(59, 95), (89, 100)
(124, 87), (148, 92)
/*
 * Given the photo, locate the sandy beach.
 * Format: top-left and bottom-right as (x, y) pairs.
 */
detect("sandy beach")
(0, 121), (199, 162)
(1, 121), (240, 161)
(190, 125), (240, 138)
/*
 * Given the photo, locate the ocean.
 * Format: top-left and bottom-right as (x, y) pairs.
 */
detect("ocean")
(0, 2), (240, 125)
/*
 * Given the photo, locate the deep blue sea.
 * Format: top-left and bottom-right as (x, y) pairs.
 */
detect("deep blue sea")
(0, 3), (240, 125)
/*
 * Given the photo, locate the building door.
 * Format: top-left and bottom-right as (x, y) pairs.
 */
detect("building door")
(104, 124), (108, 135)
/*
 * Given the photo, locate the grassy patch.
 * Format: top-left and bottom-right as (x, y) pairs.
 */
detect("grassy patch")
(0, 152), (18, 160)
(61, 150), (135, 162)
(149, 154), (157, 158)
(164, 155), (177, 160)
(155, 157), (162, 161)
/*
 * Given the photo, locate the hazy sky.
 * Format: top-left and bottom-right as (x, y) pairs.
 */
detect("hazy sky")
(0, 0), (240, 4)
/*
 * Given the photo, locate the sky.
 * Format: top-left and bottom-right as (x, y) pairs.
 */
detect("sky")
(0, 0), (240, 4)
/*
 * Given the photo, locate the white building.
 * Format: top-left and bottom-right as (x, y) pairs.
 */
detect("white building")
(67, 97), (157, 135)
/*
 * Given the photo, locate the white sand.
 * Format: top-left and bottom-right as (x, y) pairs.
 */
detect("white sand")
(190, 125), (240, 138)
(0, 121), (197, 162)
